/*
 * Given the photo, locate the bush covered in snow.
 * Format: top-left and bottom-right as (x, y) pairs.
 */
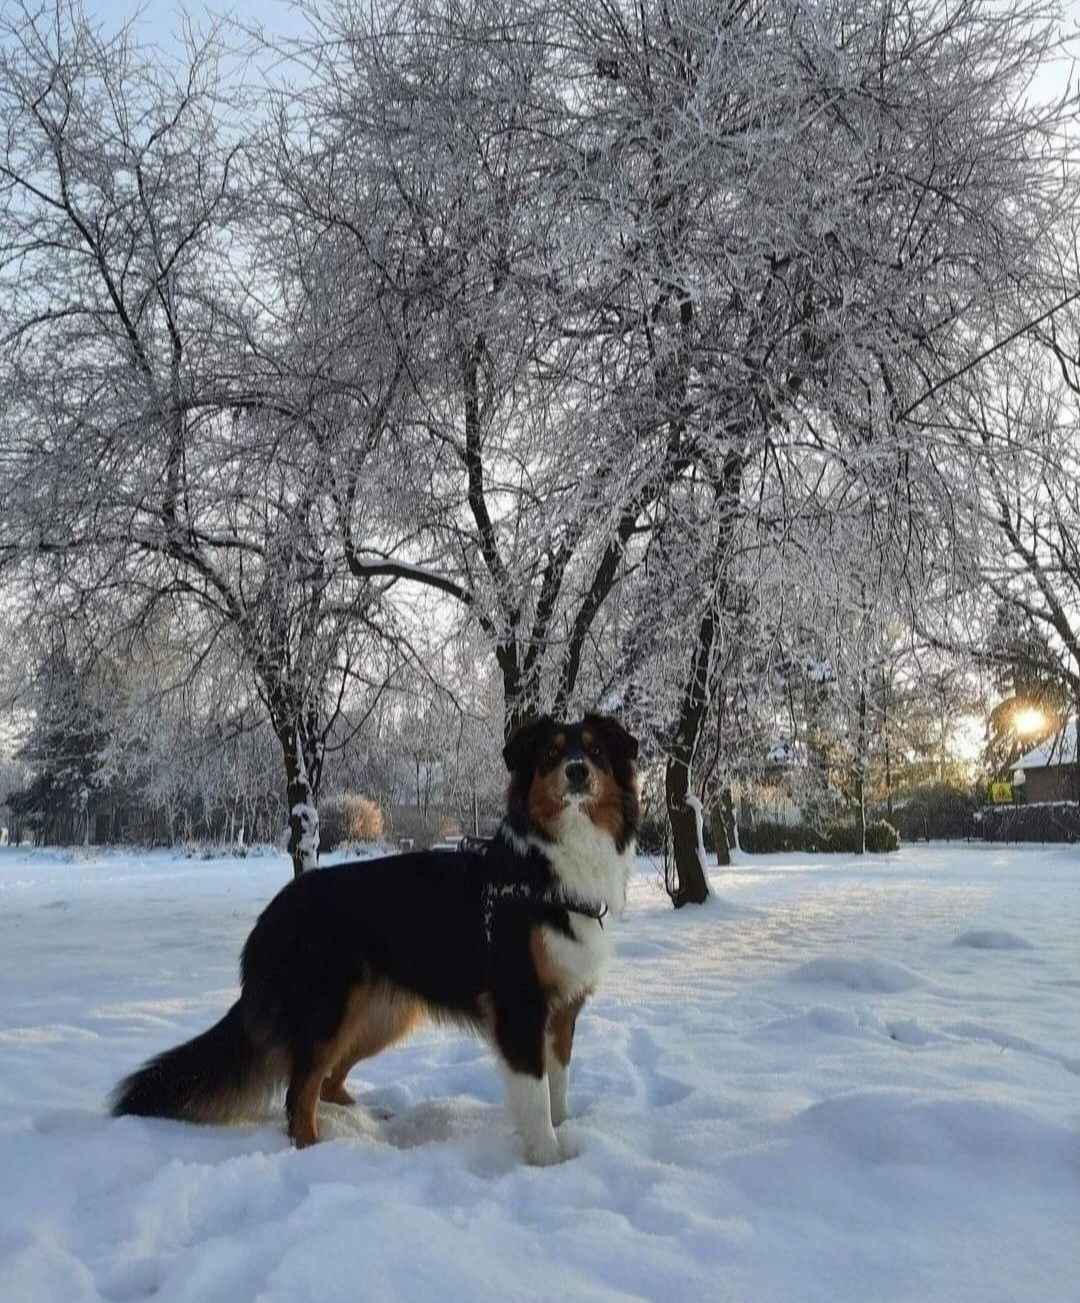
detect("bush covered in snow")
(864, 819), (901, 852)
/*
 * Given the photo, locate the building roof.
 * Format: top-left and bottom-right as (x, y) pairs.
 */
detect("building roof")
(1011, 720), (1078, 771)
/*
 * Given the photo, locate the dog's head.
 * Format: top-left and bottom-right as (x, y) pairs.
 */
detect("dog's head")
(503, 713), (640, 852)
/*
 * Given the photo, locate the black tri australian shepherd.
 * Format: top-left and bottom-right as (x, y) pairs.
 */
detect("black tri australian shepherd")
(111, 714), (639, 1166)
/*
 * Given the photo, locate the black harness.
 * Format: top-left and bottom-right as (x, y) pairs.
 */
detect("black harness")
(555, 894), (608, 927)
(473, 833), (610, 942)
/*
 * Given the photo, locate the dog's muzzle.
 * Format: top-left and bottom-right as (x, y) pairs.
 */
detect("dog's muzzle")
(564, 760), (590, 794)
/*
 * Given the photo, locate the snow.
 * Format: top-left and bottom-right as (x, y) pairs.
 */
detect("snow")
(682, 792), (709, 881)
(953, 929), (1034, 951)
(1, 840), (1077, 1303)
(290, 736), (320, 872)
(787, 955), (927, 992)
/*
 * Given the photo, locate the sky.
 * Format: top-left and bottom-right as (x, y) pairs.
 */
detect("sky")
(74, 0), (1080, 120)
(82, 0), (1080, 85)
(86, 0), (311, 45)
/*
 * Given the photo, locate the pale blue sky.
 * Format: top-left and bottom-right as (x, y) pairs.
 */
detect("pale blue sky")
(84, 0), (1079, 104)
(84, 0), (312, 50)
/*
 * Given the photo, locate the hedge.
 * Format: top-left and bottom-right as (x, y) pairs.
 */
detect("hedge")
(738, 819), (899, 854)
(974, 801), (1080, 843)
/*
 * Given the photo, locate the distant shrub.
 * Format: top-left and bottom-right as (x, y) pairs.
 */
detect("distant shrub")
(636, 810), (667, 855)
(865, 819), (900, 852)
(975, 801), (1080, 843)
(739, 819), (899, 854)
(738, 822), (823, 854)
(893, 784), (976, 841)
(825, 823), (863, 853)
(316, 793), (385, 851)
(344, 794), (384, 842)
(318, 795), (346, 853)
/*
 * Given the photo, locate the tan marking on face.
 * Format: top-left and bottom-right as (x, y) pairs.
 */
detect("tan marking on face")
(581, 729), (594, 749)
(528, 768), (565, 836)
(585, 768), (626, 843)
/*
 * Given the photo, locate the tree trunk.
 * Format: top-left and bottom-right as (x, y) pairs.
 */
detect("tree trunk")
(665, 755), (709, 906)
(664, 604), (716, 907)
(709, 805), (730, 867)
(718, 786), (737, 861)
(662, 456), (744, 906)
(279, 719), (322, 878)
(854, 677), (867, 854)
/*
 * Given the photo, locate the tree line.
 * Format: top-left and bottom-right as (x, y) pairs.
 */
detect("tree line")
(1, 0), (1078, 897)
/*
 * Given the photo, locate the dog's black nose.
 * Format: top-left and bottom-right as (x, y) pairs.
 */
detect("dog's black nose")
(565, 761), (589, 789)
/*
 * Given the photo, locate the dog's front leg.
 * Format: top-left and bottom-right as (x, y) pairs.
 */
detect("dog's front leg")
(546, 997), (585, 1127)
(546, 1041), (569, 1128)
(493, 998), (562, 1165)
(502, 1066), (561, 1165)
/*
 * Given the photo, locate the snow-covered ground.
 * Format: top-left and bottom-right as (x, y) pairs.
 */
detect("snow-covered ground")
(1, 841), (1077, 1302)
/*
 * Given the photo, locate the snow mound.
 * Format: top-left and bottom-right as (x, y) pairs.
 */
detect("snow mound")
(953, 929), (1034, 950)
(788, 956), (925, 992)
(884, 1019), (949, 1047)
(752, 1006), (884, 1042)
(792, 1091), (1079, 1168)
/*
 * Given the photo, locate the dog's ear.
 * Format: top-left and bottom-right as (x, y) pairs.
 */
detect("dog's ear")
(502, 715), (554, 773)
(584, 713), (639, 763)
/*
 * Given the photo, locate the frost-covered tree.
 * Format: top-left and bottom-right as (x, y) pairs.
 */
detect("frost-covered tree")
(951, 334), (1080, 715)
(2, 0), (1077, 887)
(265, 0), (668, 736)
(0, 1), (407, 873)
(560, 0), (1076, 897)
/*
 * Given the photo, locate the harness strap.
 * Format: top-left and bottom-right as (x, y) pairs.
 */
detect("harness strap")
(474, 831), (609, 941)
(557, 894), (608, 927)
(480, 879), (608, 945)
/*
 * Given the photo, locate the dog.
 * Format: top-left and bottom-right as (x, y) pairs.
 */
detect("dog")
(111, 713), (640, 1165)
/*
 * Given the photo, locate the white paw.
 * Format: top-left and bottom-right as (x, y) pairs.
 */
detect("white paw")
(557, 1128), (583, 1160)
(523, 1130), (564, 1166)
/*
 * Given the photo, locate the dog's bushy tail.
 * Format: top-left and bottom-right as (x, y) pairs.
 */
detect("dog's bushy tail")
(110, 1000), (283, 1124)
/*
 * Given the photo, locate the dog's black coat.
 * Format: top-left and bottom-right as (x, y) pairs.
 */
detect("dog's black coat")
(241, 839), (584, 1072)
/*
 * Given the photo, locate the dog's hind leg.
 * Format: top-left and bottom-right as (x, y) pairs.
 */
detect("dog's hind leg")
(285, 1045), (324, 1148)
(286, 1013), (360, 1145)
(320, 1067), (358, 1107)
(319, 986), (425, 1108)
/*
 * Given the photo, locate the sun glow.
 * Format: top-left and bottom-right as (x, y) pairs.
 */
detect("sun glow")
(1014, 707), (1046, 737)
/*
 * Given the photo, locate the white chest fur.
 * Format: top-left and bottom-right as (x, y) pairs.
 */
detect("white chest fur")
(537, 803), (635, 1001)
(546, 803), (634, 914)
(540, 911), (613, 1002)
